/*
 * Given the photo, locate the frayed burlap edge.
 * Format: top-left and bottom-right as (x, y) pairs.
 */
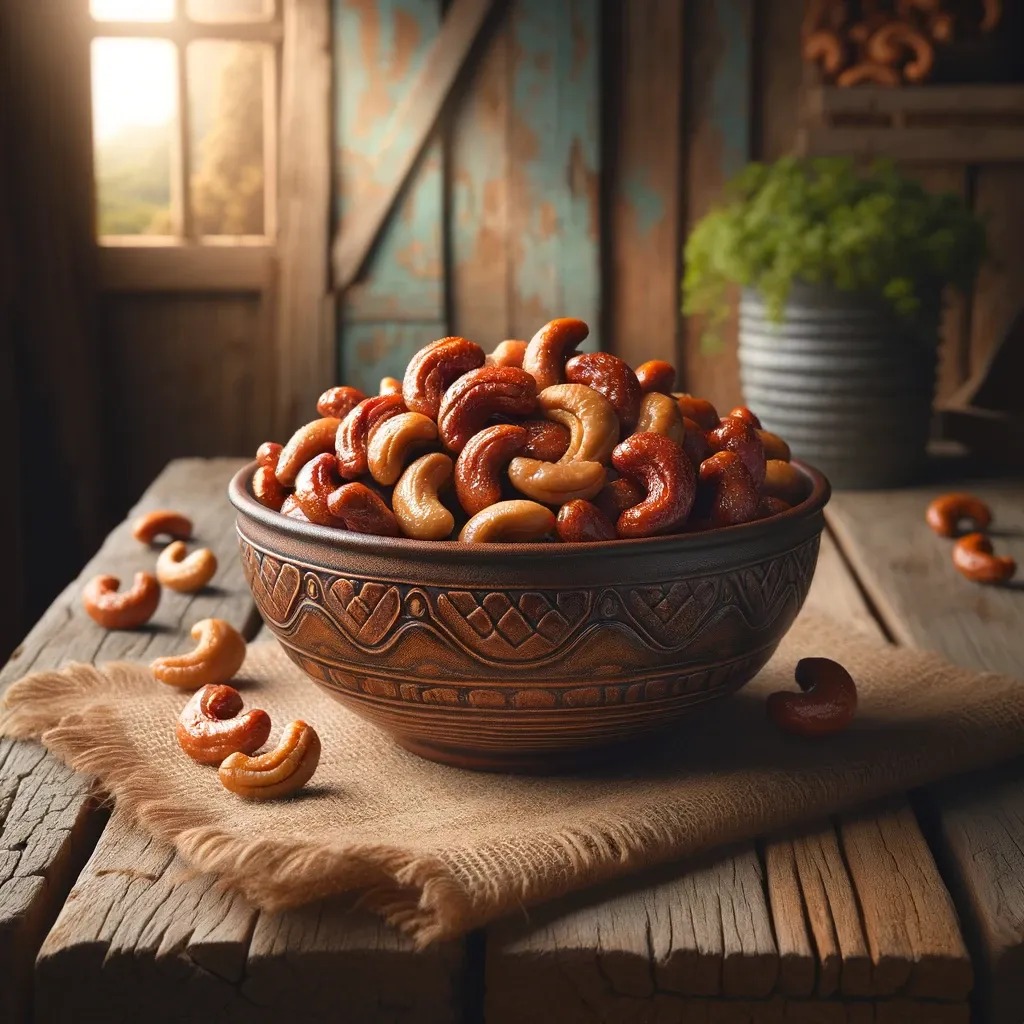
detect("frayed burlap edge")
(0, 662), (474, 946)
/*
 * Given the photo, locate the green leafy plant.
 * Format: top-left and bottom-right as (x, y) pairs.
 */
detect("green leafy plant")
(682, 157), (986, 350)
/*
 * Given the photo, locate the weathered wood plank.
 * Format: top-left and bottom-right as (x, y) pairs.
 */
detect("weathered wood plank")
(273, 0), (335, 437)
(607, 0), (684, 370)
(508, 0), (600, 347)
(680, 0), (753, 409)
(0, 458), (255, 1022)
(757, 1), (804, 163)
(336, 0), (448, 394)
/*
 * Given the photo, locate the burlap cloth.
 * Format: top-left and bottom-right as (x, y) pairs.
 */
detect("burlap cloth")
(3, 609), (1024, 946)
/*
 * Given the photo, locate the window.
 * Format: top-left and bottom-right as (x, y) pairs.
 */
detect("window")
(89, 0), (280, 261)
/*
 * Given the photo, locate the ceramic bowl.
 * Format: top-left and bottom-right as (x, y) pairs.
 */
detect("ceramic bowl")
(229, 461), (830, 772)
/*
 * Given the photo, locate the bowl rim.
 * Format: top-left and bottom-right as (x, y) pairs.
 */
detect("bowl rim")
(229, 459), (830, 560)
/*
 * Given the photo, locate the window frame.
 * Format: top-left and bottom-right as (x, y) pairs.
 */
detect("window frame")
(88, 0), (282, 290)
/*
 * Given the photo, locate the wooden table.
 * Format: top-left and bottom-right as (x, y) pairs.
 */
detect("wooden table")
(1, 458), (1022, 1023)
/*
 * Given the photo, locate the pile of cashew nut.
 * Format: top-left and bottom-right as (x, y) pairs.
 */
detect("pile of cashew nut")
(252, 319), (809, 544)
(80, 511), (320, 798)
(926, 492), (1017, 585)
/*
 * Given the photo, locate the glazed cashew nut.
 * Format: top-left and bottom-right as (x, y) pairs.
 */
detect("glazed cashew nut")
(392, 453), (455, 540)
(507, 458), (607, 505)
(635, 392), (685, 447)
(707, 417), (767, 489)
(564, 352), (643, 429)
(634, 360), (677, 395)
(177, 683), (272, 765)
(762, 459), (808, 507)
(252, 465), (288, 512)
(459, 500), (556, 543)
(316, 385), (366, 419)
(151, 619), (247, 690)
(379, 376), (403, 396)
(156, 541), (218, 593)
(402, 336), (486, 419)
(538, 384), (620, 465)
(366, 411), (438, 486)
(326, 482), (401, 537)
(82, 572), (160, 630)
(611, 432), (696, 538)
(698, 451), (760, 527)
(132, 510), (193, 546)
(437, 366), (537, 452)
(767, 658), (858, 738)
(256, 441), (283, 469)
(454, 423), (527, 516)
(520, 418), (571, 462)
(276, 417), (343, 487)
(335, 394), (406, 480)
(674, 394), (720, 432)
(802, 30), (845, 75)
(293, 453), (344, 525)
(555, 500), (617, 543)
(757, 429), (791, 463)
(486, 339), (527, 368)
(594, 478), (644, 522)
(682, 417), (711, 470)
(925, 493), (992, 538)
(727, 406), (762, 429)
(218, 720), (321, 799)
(952, 533), (1016, 585)
(522, 318), (590, 391)
(866, 22), (934, 82)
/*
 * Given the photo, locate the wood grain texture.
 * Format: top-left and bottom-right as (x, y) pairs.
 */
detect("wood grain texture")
(336, 0), (448, 394)
(507, 0), (600, 348)
(606, 0), (684, 371)
(275, 0), (335, 436)
(757, 0), (804, 163)
(0, 458), (256, 1022)
(680, 0), (753, 408)
(100, 295), (272, 515)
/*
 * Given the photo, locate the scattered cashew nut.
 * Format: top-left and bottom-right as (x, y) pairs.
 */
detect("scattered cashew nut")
(132, 510), (193, 546)
(767, 658), (858, 738)
(392, 453), (455, 540)
(177, 683), (272, 765)
(156, 541), (218, 593)
(218, 720), (321, 799)
(925, 493), (992, 538)
(952, 533), (1016, 585)
(152, 618), (247, 690)
(82, 572), (160, 630)
(366, 411), (438, 486)
(459, 500), (556, 543)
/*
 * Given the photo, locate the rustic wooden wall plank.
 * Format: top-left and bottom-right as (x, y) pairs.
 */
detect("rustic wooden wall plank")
(680, 0), (753, 409)
(606, 0), (684, 370)
(757, 1), (804, 164)
(336, 0), (448, 393)
(507, 0), (600, 348)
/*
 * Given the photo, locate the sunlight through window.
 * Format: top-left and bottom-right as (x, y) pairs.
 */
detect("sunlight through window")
(90, 0), (174, 21)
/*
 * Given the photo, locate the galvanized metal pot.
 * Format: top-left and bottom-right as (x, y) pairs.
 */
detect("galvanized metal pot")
(739, 283), (940, 489)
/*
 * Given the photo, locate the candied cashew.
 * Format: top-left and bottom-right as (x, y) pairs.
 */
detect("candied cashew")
(152, 618), (247, 690)
(218, 720), (321, 799)
(393, 453), (455, 540)
(177, 683), (272, 765)
(459, 500), (556, 543)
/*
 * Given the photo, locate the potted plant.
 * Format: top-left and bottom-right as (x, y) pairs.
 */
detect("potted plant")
(682, 157), (986, 489)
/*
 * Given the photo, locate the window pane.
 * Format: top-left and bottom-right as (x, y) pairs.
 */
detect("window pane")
(188, 41), (266, 236)
(186, 0), (272, 22)
(91, 0), (174, 21)
(92, 38), (176, 236)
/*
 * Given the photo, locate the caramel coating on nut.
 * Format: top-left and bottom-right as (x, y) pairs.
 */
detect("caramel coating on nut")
(132, 510), (193, 546)
(522, 318), (589, 391)
(698, 451), (759, 527)
(611, 432), (696, 538)
(727, 406), (762, 429)
(326, 482), (401, 536)
(767, 658), (857, 738)
(454, 423), (527, 516)
(952, 533), (1016, 585)
(486, 339), (527, 368)
(252, 465), (288, 512)
(177, 683), (272, 765)
(758, 495), (791, 519)
(294, 453), (343, 525)
(280, 495), (309, 520)
(926, 493), (992, 538)
(366, 411), (438, 486)
(219, 720), (320, 799)
(459, 500), (556, 543)
(507, 457), (607, 505)
(556, 500), (617, 543)
(82, 572), (160, 630)
(156, 541), (218, 593)
(757, 429), (791, 463)
(379, 376), (403, 396)
(520, 418), (571, 462)
(256, 441), (283, 469)
(393, 453), (455, 540)
(316, 386), (365, 419)
(674, 394), (719, 432)
(681, 417), (711, 470)
(762, 459), (807, 507)
(707, 417), (766, 489)
(635, 392), (685, 446)
(403, 336), (486, 419)
(335, 394), (406, 479)
(151, 618), (247, 690)
(634, 360), (676, 395)
(276, 417), (343, 487)
(594, 478), (644, 521)
(564, 352), (642, 429)
(437, 366), (537, 452)
(537, 383), (619, 465)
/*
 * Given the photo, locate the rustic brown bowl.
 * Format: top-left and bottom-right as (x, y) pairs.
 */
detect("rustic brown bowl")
(229, 461), (830, 773)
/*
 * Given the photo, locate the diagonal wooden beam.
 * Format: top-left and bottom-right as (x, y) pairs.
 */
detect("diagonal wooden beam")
(331, 0), (500, 292)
